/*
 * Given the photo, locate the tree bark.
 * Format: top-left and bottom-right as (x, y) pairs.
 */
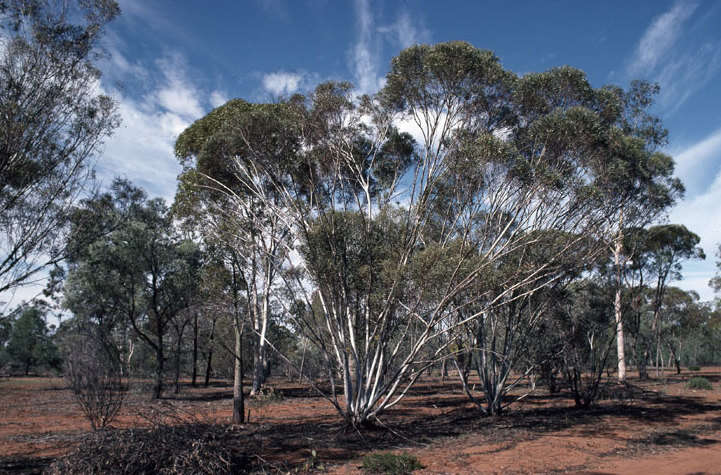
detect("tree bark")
(191, 313), (198, 387)
(204, 318), (216, 387)
(614, 223), (627, 383)
(638, 337), (649, 380)
(153, 342), (164, 399)
(232, 318), (245, 424)
(174, 337), (182, 394)
(297, 341), (306, 383)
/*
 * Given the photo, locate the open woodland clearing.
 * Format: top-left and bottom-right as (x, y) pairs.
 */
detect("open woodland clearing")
(1, 370), (720, 474)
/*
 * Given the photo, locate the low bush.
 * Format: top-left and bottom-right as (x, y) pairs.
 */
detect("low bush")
(63, 334), (126, 431)
(687, 377), (712, 390)
(48, 423), (246, 474)
(361, 452), (423, 474)
(688, 365), (701, 371)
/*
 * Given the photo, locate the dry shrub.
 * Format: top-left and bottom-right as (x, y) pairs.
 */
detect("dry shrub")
(64, 334), (126, 430)
(47, 423), (245, 474)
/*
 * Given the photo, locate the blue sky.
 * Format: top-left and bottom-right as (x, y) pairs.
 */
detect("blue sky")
(81, 0), (721, 302)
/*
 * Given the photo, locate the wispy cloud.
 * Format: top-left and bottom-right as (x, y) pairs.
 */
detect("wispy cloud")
(627, 1), (721, 113)
(350, 0), (429, 95)
(628, 2), (697, 75)
(254, 0), (289, 21)
(262, 71), (304, 96)
(378, 11), (430, 49)
(155, 56), (204, 120)
(351, 0), (383, 95)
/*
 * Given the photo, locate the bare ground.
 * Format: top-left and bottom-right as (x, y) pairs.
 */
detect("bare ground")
(1, 369), (720, 474)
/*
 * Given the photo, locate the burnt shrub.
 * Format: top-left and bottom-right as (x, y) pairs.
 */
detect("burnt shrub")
(48, 423), (247, 474)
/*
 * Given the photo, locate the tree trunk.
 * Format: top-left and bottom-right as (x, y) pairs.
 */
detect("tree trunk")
(153, 343), (164, 399)
(191, 313), (198, 387)
(204, 318), (216, 387)
(232, 319), (245, 424)
(614, 224), (627, 383)
(655, 328), (662, 378)
(638, 340), (649, 380)
(251, 306), (270, 395)
(174, 336), (182, 394)
(297, 341), (306, 383)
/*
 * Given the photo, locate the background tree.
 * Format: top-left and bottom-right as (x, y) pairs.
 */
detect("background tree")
(642, 225), (704, 376)
(657, 287), (704, 374)
(0, 0), (120, 294)
(63, 180), (200, 399)
(710, 243), (721, 304)
(4, 302), (60, 375)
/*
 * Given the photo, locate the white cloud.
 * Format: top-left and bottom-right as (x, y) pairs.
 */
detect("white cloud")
(97, 52), (220, 201)
(98, 88), (185, 201)
(670, 170), (721, 258)
(668, 128), (721, 301)
(628, 1), (697, 75)
(0, 280), (46, 315)
(156, 81), (204, 119)
(210, 90), (229, 108)
(153, 55), (205, 120)
(262, 71), (304, 96)
(673, 126), (721, 195)
(670, 269), (715, 302)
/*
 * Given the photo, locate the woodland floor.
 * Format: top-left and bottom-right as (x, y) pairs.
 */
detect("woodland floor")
(0, 369), (720, 474)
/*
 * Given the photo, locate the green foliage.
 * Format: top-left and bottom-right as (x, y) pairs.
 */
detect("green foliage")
(62, 179), (203, 398)
(361, 453), (423, 474)
(711, 244), (721, 303)
(687, 377), (712, 390)
(0, 0), (120, 294)
(688, 366), (701, 372)
(3, 304), (60, 375)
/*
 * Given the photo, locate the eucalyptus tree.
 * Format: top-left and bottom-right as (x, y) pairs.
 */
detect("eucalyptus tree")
(375, 43), (681, 416)
(3, 302), (60, 375)
(606, 81), (683, 382)
(642, 225), (704, 375)
(711, 243), (721, 301)
(449, 230), (598, 414)
(175, 99), (302, 422)
(657, 287), (705, 374)
(63, 180), (201, 399)
(558, 280), (616, 407)
(179, 42), (683, 425)
(0, 0), (120, 294)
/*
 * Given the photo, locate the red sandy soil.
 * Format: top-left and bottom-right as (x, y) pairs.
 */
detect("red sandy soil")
(1, 369), (720, 474)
